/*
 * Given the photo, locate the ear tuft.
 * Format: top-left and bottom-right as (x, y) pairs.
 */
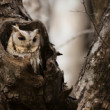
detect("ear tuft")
(12, 24), (20, 32)
(34, 29), (39, 34)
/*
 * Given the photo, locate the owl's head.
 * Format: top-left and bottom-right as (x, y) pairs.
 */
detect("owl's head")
(11, 25), (40, 53)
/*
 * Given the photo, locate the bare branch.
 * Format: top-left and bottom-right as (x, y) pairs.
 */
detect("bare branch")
(70, 10), (95, 16)
(70, 10), (86, 13)
(57, 29), (94, 49)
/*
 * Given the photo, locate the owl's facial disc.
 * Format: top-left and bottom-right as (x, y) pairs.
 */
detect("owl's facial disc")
(12, 25), (40, 53)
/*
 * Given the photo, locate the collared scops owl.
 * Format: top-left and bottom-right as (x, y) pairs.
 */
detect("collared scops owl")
(7, 24), (41, 73)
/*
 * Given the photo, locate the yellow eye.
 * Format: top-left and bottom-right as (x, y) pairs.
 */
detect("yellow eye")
(33, 37), (37, 42)
(18, 36), (25, 40)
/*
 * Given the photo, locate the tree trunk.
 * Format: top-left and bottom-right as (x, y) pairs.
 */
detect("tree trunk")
(75, 0), (110, 110)
(0, 0), (77, 110)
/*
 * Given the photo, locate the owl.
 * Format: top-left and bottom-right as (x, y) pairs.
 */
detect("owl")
(7, 24), (41, 73)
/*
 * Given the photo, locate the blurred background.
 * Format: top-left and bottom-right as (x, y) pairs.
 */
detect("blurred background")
(23, 0), (93, 89)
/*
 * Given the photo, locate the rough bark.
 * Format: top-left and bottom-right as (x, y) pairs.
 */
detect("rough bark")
(0, 0), (77, 110)
(75, 1), (110, 110)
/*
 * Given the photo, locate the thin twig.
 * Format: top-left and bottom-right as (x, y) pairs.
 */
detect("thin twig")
(57, 29), (94, 49)
(70, 10), (86, 13)
(70, 10), (94, 16)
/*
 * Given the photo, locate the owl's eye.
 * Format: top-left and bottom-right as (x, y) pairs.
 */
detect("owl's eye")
(33, 37), (37, 42)
(18, 36), (25, 40)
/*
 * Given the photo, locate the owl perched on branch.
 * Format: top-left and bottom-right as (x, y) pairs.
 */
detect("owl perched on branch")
(7, 25), (41, 73)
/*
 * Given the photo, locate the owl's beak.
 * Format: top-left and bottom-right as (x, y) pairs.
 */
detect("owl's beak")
(27, 44), (31, 49)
